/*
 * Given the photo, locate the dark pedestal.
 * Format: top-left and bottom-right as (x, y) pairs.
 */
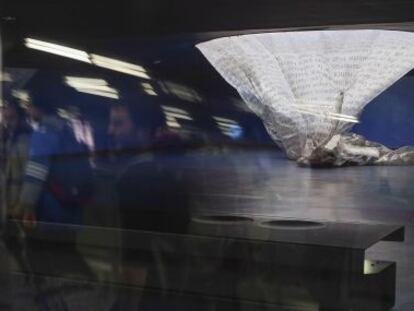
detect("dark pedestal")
(8, 217), (404, 311)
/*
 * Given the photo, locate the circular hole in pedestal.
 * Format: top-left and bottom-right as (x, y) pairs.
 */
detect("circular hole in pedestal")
(191, 215), (253, 225)
(260, 220), (326, 230)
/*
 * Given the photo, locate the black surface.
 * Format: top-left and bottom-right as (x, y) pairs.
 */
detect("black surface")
(7, 217), (403, 311)
(2, 0), (414, 38)
(9, 217), (404, 251)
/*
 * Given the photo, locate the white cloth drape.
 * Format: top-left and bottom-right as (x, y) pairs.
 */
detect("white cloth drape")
(197, 30), (414, 166)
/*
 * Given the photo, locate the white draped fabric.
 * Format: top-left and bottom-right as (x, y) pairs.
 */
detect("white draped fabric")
(197, 30), (414, 166)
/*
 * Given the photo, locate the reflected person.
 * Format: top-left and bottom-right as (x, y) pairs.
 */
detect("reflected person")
(16, 91), (95, 309)
(0, 98), (32, 220)
(108, 103), (151, 159)
(0, 98), (31, 310)
(107, 103), (192, 308)
(20, 92), (93, 228)
(108, 102), (190, 232)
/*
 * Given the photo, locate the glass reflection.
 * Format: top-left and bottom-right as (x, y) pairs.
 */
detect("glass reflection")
(1, 29), (413, 311)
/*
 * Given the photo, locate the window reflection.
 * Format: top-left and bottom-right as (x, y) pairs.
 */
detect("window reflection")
(1, 28), (413, 311)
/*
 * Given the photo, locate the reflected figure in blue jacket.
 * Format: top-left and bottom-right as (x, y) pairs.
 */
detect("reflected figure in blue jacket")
(20, 91), (93, 229)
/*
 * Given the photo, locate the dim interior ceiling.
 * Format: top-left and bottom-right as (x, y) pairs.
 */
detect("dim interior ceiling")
(2, 0), (414, 147)
(2, 0), (414, 99)
(2, 0), (414, 37)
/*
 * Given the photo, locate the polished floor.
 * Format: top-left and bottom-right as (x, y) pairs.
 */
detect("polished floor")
(189, 149), (414, 310)
(3, 148), (414, 310)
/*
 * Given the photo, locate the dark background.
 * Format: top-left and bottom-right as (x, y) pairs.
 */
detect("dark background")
(2, 0), (414, 147)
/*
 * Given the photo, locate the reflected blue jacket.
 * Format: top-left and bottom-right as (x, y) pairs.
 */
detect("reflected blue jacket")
(20, 115), (67, 213)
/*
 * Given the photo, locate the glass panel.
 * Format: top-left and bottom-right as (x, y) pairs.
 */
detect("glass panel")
(1, 4), (414, 310)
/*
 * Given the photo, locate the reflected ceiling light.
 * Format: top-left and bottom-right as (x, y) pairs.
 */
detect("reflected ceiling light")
(65, 77), (113, 90)
(75, 90), (119, 99)
(294, 106), (359, 124)
(141, 82), (157, 96)
(294, 100), (359, 123)
(164, 111), (193, 121)
(213, 116), (238, 124)
(0, 72), (12, 82)
(57, 108), (72, 119)
(165, 115), (182, 128)
(166, 120), (181, 128)
(91, 54), (150, 79)
(65, 76), (119, 99)
(159, 81), (201, 103)
(25, 38), (91, 63)
(162, 106), (193, 120)
(213, 116), (243, 137)
(11, 89), (30, 102)
(144, 89), (157, 96)
(24, 38), (151, 81)
(162, 105), (193, 128)
(162, 106), (189, 114)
